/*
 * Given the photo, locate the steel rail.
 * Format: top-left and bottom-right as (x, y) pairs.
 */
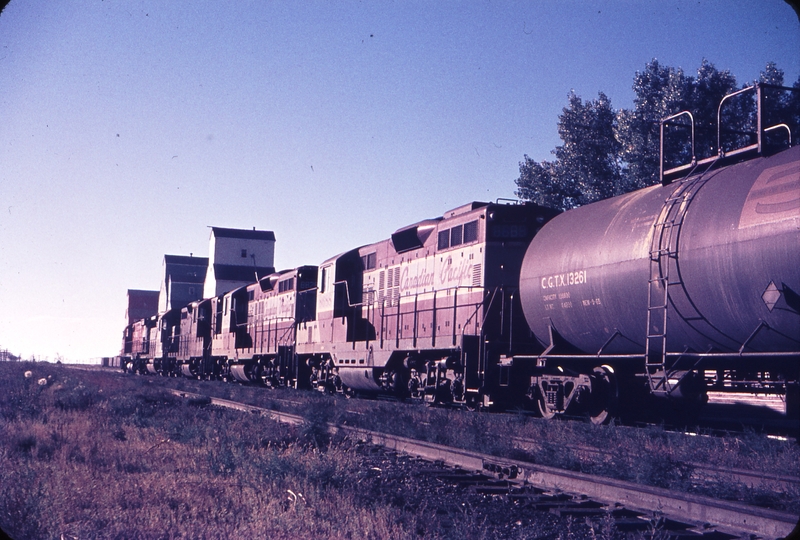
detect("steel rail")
(510, 436), (800, 491)
(170, 389), (799, 539)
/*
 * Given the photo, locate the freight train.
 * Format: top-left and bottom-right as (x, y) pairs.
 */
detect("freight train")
(120, 83), (799, 423)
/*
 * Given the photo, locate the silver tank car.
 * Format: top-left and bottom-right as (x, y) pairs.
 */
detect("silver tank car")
(521, 145), (799, 355)
(519, 144), (799, 419)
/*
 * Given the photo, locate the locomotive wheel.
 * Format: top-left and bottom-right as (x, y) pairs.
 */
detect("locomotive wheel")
(587, 366), (617, 425)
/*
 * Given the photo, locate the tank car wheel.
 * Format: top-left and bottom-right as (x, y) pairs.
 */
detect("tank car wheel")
(587, 366), (618, 425)
(536, 394), (556, 420)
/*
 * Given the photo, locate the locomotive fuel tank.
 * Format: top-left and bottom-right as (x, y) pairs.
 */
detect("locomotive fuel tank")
(519, 145), (800, 359)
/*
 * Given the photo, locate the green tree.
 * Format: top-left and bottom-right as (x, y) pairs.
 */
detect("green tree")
(516, 60), (797, 209)
(515, 92), (621, 210)
(616, 60), (691, 191)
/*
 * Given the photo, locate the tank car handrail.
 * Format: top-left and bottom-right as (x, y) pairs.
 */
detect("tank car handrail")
(660, 110), (695, 185)
(535, 351), (800, 360)
(666, 351), (800, 358)
(716, 85), (756, 157)
(537, 353), (646, 360)
(595, 330), (622, 357)
(661, 83), (799, 184)
(765, 123), (792, 147)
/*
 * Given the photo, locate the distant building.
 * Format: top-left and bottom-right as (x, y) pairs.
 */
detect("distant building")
(158, 255), (209, 313)
(203, 227), (275, 298)
(125, 289), (160, 325)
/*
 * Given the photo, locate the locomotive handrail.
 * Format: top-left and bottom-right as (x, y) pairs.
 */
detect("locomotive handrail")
(335, 278), (487, 310)
(333, 279), (367, 309)
(494, 197), (521, 205)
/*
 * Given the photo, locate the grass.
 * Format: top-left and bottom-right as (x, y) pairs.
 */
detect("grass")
(0, 363), (416, 538)
(151, 371), (800, 513)
(1, 361), (797, 539)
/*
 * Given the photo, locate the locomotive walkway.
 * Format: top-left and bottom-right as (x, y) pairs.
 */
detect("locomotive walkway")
(170, 389), (799, 539)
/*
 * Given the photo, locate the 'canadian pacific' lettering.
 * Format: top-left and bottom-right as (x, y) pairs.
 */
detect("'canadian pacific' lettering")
(439, 257), (473, 287)
(400, 266), (435, 293)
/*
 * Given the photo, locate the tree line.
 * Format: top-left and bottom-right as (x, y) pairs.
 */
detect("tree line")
(515, 60), (800, 210)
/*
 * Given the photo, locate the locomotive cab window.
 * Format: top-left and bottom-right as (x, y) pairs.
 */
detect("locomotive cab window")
(361, 252), (376, 271)
(320, 266), (330, 294)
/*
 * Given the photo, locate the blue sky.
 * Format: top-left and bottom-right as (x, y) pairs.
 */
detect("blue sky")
(1, 0), (797, 362)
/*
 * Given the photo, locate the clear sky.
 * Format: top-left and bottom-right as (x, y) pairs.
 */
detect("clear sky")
(1, 0), (797, 363)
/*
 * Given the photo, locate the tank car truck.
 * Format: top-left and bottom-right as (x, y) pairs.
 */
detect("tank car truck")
(296, 201), (559, 408)
(518, 83), (799, 423)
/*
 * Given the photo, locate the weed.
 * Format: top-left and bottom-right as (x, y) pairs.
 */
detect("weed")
(299, 401), (334, 450)
(54, 384), (98, 411)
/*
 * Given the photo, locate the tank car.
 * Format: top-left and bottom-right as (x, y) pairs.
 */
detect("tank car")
(518, 83), (799, 422)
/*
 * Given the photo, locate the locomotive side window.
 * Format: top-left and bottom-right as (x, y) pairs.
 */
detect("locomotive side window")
(438, 230), (450, 250)
(438, 220), (480, 251)
(463, 220), (478, 243)
(278, 278), (295, 293)
(450, 225), (463, 247)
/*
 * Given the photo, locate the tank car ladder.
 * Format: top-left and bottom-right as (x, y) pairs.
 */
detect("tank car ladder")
(644, 176), (707, 396)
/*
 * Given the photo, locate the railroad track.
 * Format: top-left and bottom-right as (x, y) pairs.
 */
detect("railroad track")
(169, 389), (799, 539)
(510, 437), (800, 492)
(85, 363), (797, 439)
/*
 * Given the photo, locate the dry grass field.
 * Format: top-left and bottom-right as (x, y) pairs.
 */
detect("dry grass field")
(1, 361), (797, 539)
(0, 362), (565, 539)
